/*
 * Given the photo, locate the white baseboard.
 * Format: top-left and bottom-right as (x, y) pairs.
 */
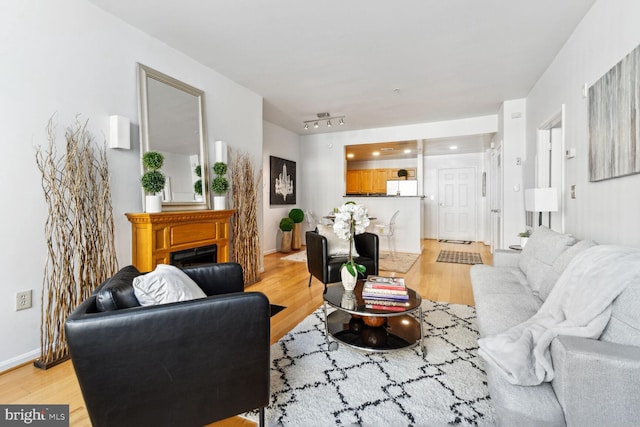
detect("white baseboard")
(0, 348), (40, 374)
(264, 248), (277, 255)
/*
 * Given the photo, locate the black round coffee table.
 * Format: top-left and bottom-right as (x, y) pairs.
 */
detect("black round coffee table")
(322, 280), (425, 353)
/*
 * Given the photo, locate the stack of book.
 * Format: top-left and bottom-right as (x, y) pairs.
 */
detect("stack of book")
(362, 276), (409, 311)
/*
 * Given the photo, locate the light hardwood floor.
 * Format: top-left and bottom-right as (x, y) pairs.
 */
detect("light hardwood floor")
(0, 239), (491, 427)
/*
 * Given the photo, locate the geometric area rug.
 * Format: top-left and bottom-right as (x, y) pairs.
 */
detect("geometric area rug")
(245, 300), (495, 426)
(436, 250), (483, 265)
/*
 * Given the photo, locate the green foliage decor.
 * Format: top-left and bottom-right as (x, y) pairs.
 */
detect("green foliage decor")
(141, 151), (166, 194)
(279, 217), (294, 232)
(194, 179), (202, 196)
(211, 162), (229, 195)
(288, 208), (304, 223)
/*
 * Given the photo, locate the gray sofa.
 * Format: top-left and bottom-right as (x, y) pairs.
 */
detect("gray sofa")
(470, 226), (640, 426)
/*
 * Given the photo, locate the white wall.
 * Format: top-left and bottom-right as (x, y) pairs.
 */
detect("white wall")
(263, 121), (301, 253)
(525, 0), (640, 246)
(0, 0), (262, 371)
(298, 116), (498, 227)
(423, 153), (487, 241)
(500, 99), (527, 248)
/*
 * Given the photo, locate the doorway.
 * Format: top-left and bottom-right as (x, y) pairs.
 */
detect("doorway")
(437, 167), (477, 241)
(489, 146), (502, 252)
(536, 107), (565, 232)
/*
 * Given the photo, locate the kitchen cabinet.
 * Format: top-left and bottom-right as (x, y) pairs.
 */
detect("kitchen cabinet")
(345, 168), (416, 194)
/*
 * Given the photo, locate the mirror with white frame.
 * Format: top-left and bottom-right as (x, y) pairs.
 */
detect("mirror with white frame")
(137, 63), (209, 210)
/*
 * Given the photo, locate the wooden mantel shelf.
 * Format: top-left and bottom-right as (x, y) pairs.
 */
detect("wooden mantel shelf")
(125, 210), (235, 272)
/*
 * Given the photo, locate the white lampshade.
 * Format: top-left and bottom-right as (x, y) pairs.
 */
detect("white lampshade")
(524, 188), (558, 212)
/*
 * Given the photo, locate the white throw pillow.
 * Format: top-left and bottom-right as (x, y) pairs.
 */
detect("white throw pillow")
(133, 264), (206, 306)
(317, 224), (360, 258)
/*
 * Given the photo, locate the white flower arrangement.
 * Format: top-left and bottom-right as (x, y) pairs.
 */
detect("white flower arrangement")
(333, 202), (370, 277)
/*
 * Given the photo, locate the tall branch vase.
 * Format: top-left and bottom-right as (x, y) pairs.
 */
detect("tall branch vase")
(230, 150), (262, 286)
(34, 118), (118, 369)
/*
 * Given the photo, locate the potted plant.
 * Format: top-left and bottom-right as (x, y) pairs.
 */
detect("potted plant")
(193, 165), (203, 200)
(332, 202), (370, 291)
(519, 230), (531, 247)
(288, 208), (304, 250)
(141, 151), (166, 213)
(279, 217), (294, 253)
(211, 162), (229, 210)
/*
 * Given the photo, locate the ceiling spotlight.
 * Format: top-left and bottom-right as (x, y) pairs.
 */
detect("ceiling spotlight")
(347, 153), (354, 159)
(304, 123), (309, 130)
(339, 118), (344, 125)
(372, 151), (380, 156)
(404, 149), (411, 154)
(314, 122), (319, 128)
(450, 145), (458, 150)
(327, 120), (332, 127)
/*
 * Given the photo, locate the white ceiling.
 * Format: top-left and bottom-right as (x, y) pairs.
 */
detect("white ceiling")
(89, 0), (595, 146)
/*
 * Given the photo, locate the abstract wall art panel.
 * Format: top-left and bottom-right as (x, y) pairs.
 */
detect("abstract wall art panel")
(589, 44), (640, 181)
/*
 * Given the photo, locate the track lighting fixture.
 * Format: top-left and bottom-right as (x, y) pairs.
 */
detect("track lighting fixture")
(303, 112), (345, 130)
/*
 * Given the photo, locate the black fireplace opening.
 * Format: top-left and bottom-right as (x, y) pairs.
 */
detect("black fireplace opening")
(170, 244), (217, 268)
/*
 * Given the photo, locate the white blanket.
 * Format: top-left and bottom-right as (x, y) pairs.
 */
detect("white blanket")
(478, 245), (640, 386)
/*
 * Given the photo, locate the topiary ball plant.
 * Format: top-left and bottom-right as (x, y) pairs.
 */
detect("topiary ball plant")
(141, 151), (166, 195)
(279, 217), (294, 232)
(288, 208), (304, 223)
(194, 179), (202, 196)
(141, 170), (166, 194)
(213, 162), (227, 176)
(142, 151), (164, 170)
(211, 176), (229, 195)
(211, 162), (229, 195)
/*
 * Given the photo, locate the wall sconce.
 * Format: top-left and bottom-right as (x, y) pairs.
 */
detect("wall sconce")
(303, 112), (345, 130)
(109, 115), (130, 149)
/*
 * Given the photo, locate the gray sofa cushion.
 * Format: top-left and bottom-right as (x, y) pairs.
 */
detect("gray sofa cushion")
(518, 226), (576, 294)
(538, 240), (597, 300)
(600, 275), (640, 346)
(485, 365), (565, 426)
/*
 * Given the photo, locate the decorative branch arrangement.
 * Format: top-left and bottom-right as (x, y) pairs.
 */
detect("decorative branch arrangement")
(34, 117), (118, 369)
(230, 150), (261, 286)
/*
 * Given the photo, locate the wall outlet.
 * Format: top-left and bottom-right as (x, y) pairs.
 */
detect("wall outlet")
(16, 290), (32, 311)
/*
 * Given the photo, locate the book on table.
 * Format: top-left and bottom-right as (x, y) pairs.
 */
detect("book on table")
(365, 303), (406, 312)
(362, 292), (409, 301)
(365, 275), (406, 290)
(364, 298), (410, 307)
(363, 275), (408, 301)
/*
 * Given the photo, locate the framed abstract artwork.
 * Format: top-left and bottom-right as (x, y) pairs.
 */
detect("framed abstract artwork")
(589, 43), (640, 181)
(269, 156), (296, 205)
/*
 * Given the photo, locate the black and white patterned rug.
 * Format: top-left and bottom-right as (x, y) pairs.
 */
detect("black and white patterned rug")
(246, 300), (495, 426)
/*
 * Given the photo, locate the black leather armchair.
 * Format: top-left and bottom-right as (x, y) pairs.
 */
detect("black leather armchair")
(65, 263), (270, 427)
(306, 230), (379, 292)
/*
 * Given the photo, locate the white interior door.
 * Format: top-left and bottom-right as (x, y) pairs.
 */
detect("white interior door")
(438, 167), (476, 241)
(490, 147), (502, 252)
